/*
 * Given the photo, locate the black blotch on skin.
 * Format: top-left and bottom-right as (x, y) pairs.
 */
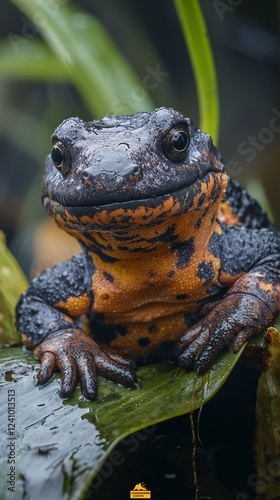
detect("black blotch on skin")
(119, 245), (154, 253)
(208, 231), (221, 259)
(167, 271), (175, 278)
(176, 294), (188, 300)
(138, 337), (151, 347)
(197, 261), (215, 285)
(195, 206), (208, 230)
(113, 233), (140, 242)
(90, 244), (118, 263)
(195, 217), (202, 229)
(85, 233), (114, 252)
(196, 192), (206, 209)
(150, 224), (178, 244)
(207, 284), (224, 296)
(148, 324), (158, 334)
(92, 317), (118, 344)
(171, 237), (195, 269)
(116, 325), (128, 336)
(131, 246), (154, 253)
(103, 271), (114, 283)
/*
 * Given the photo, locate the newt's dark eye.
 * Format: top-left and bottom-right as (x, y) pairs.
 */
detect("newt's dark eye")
(51, 142), (71, 175)
(162, 125), (189, 162)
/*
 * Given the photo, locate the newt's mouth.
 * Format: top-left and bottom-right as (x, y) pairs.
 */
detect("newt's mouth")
(42, 190), (182, 231)
(42, 171), (226, 231)
(42, 168), (223, 210)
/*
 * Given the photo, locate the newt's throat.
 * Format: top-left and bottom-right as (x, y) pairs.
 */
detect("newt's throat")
(74, 203), (220, 261)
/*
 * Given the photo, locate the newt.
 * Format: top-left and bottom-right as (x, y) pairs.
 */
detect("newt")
(16, 108), (280, 399)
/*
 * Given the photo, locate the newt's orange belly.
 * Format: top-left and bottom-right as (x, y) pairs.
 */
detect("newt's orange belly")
(93, 304), (196, 359)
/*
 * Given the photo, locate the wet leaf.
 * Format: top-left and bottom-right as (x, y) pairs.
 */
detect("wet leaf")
(0, 342), (246, 500)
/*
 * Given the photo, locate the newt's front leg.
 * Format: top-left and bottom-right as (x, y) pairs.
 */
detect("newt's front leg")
(16, 252), (137, 399)
(176, 226), (280, 372)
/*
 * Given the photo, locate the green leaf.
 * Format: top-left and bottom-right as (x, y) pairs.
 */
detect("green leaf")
(0, 344), (245, 499)
(0, 232), (27, 346)
(9, 0), (154, 116)
(173, 0), (219, 142)
(0, 39), (67, 82)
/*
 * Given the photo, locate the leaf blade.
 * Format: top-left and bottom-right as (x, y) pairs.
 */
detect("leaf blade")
(173, 0), (219, 142)
(0, 39), (68, 82)
(0, 344), (245, 499)
(9, 0), (154, 116)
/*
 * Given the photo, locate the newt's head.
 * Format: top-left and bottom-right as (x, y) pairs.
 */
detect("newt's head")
(42, 108), (227, 237)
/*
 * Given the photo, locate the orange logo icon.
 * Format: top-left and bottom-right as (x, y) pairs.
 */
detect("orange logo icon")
(130, 482), (151, 498)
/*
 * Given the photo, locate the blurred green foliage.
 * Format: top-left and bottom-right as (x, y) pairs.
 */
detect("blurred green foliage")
(1, 0), (218, 134)
(174, 0), (219, 142)
(0, 232), (27, 346)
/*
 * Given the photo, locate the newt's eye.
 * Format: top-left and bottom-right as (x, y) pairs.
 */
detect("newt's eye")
(162, 124), (189, 162)
(51, 142), (71, 175)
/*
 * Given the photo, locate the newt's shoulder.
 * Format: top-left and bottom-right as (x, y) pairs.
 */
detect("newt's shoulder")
(218, 176), (273, 230)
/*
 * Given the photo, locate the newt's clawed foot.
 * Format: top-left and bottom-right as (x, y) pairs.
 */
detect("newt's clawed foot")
(175, 293), (273, 373)
(34, 329), (137, 400)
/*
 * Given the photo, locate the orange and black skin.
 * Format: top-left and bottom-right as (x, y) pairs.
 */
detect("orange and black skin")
(16, 108), (280, 400)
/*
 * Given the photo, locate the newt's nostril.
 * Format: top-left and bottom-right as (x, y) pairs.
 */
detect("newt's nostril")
(127, 166), (143, 182)
(132, 166), (142, 176)
(81, 171), (93, 185)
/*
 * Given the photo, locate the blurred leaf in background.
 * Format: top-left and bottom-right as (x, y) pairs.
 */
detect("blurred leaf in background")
(4, 0), (155, 115)
(0, 231), (27, 346)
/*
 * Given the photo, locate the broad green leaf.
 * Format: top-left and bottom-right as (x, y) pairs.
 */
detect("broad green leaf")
(0, 232), (27, 346)
(9, 0), (154, 116)
(173, 0), (219, 142)
(0, 343), (246, 499)
(0, 40), (67, 82)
